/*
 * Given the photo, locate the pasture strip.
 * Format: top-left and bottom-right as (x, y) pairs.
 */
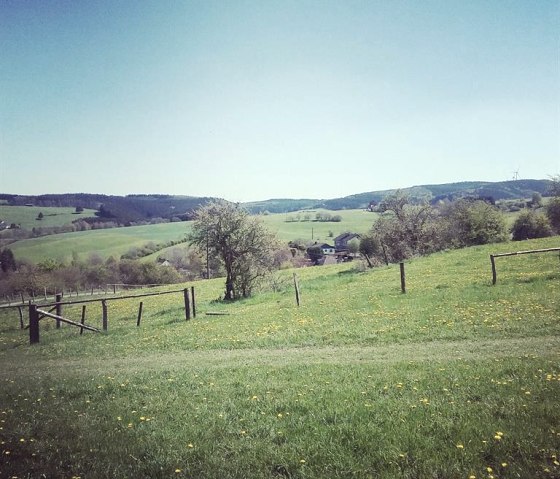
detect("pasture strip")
(2, 336), (558, 379)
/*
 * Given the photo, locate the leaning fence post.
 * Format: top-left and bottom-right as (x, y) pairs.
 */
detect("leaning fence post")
(80, 305), (86, 335)
(490, 255), (497, 285)
(18, 306), (24, 329)
(137, 302), (143, 327)
(102, 299), (108, 331)
(191, 286), (196, 318)
(184, 288), (191, 321)
(400, 262), (406, 294)
(293, 273), (301, 307)
(29, 303), (39, 344)
(55, 293), (62, 328)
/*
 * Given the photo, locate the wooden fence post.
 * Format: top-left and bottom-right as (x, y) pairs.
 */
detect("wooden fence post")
(137, 302), (143, 327)
(55, 293), (62, 328)
(80, 305), (86, 335)
(102, 299), (108, 331)
(400, 262), (406, 294)
(18, 306), (24, 329)
(20, 292), (25, 304)
(29, 303), (39, 345)
(293, 273), (301, 307)
(184, 288), (191, 321)
(191, 286), (196, 318)
(490, 255), (497, 285)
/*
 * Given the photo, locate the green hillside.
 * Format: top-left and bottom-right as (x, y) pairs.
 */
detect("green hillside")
(0, 205), (97, 229)
(8, 209), (376, 264)
(9, 222), (190, 264)
(0, 237), (558, 478)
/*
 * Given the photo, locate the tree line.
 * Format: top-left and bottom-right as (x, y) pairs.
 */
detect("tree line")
(359, 179), (560, 266)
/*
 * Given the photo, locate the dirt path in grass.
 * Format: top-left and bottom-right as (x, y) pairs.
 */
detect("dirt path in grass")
(3, 336), (559, 378)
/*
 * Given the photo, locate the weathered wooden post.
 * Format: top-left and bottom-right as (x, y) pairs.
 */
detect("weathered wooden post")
(293, 273), (301, 307)
(191, 286), (196, 318)
(18, 306), (24, 329)
(400, 262), (406, 294)
(29, 303), (39, 344)
(184, 288), (191, 321)
(80, 305), (86, 335)
(137, 302), (143, 327)
(55, 293), (62, 328)
(113, 284), (116, 294)
(43, 287), (47, 300)
(490, 255), (497, 285)
(20, 292), (25, 304)
(102, 299), (108, 331)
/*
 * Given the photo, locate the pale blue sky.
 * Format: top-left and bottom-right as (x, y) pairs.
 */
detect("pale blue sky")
(1, 0), (559, 202)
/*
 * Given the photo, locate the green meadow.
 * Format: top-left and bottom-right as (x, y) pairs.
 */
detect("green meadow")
(0, 237), (558, 478)
(7, 209), (375, 264)
(0, 205), (98, 229)
(7, 222), (191, 264)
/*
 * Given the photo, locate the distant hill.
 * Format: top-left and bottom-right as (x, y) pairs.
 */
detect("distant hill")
(244, 179), (553, 213)
(0, 179), (553, 222)
(0, 193), (218, 225)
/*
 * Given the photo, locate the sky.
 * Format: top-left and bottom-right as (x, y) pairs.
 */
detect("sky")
(1, 0), (559, 202)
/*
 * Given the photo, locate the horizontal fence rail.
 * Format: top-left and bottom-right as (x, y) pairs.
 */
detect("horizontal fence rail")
(490, 247), (560, 285)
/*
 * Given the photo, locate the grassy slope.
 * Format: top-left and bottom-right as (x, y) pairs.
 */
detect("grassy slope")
(8, 209), (374, 264)
(0, 237), (558, 478)
(9, 222), (191, 263)
(0, 205), (98, 229)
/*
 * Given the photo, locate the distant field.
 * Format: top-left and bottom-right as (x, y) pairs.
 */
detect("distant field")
(9, 222), (191, 264)
(4, 206), (528, 265)
(260, 208), (376, 242)
(8, 209), (374, 264)
(0, 205), (97, 229)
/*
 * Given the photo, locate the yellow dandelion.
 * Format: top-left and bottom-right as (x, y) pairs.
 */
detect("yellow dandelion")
(456, 443), (464, 449)
(175, 468), (181, 473)
(187, 443), (194, 448)
(300, 459), (306, 463)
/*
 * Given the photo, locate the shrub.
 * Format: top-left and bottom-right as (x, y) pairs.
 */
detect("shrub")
(546, 197), (560, 233)
(441, 199), (508, 247)
(511, 210), (553, 241)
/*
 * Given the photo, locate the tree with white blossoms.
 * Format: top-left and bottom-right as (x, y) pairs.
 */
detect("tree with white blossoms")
(189, 200), (280, 300)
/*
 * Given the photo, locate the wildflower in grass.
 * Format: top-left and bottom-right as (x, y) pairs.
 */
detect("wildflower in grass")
(456, 443), (464, 449)
(187, 443), (194, 448)
(486, 466), (493, 473)
(175, 468), (181, 473)
(501, 462), (507, 467)
(300, 459), (306, 463)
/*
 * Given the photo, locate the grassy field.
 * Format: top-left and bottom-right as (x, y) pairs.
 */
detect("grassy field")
(7, 209), (374, 264)
(260, 208), (376, 242)
(0, 236), (558, 478)
(7, 222), (191, 264)
(0, 205), (98, 229)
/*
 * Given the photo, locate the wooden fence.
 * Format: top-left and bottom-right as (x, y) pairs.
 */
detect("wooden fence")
(490, 247), (560, 285)
(24, 286), (196, 345)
